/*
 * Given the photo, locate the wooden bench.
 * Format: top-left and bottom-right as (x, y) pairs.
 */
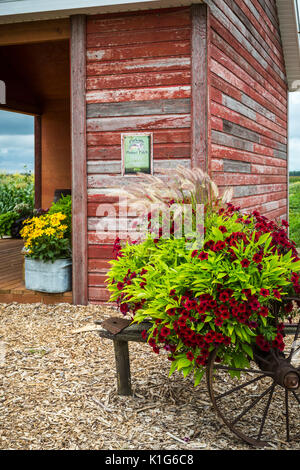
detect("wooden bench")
(95, 317), (152, 396)
(95, 315), (299, 397)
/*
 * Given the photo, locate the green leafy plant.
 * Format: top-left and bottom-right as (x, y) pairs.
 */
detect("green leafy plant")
(0, 211), (19, 237)
(107, 167), (300, 386)
(48, 194), (72, 241)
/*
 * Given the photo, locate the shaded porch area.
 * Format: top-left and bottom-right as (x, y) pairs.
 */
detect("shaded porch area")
(0, 239), (72, 304)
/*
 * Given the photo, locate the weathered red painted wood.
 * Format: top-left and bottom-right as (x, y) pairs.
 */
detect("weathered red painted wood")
(86, 7), (192, 303)
(87, 8), (191, 33)
(191, 4), (210, 171)
(85, 3), (288, 304)
(86, 71), (191, 91)
(87, 57), (191, 77)
(71, 14), (88, 306)
(87, 27), (191, 48)
(87, 41), (190, 62)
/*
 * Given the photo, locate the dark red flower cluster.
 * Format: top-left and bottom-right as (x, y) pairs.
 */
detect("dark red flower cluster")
(116, 267), (148, 315)
(113, 237), (123, 259)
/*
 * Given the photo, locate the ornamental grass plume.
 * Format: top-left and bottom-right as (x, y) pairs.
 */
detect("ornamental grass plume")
(113, 165), (233, 216)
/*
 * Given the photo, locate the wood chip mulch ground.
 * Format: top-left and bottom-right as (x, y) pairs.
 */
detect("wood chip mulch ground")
(0, 302), (299, 451)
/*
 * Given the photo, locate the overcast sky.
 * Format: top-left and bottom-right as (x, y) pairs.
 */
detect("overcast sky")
(0, 93), (299, 173)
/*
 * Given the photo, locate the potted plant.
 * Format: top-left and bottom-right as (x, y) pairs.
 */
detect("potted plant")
(20, 211), (72, 293)
(107, 166), (300, 386)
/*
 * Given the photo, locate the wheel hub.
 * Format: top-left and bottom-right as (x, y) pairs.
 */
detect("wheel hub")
(273, 359), (300, 390)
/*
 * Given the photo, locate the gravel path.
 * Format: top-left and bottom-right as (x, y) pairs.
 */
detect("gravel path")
(0, 302), (299, 451)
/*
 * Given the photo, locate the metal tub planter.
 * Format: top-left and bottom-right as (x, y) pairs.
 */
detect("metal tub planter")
(25, 257), (72, 293)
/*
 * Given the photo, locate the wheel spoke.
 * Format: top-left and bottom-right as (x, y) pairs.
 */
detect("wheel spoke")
(231, 385), (274, 426)
(257, 383), (275, 441)
(292, 390), (300, 405)
(285, 390), (290, 442)
(216, 374), (266, 401)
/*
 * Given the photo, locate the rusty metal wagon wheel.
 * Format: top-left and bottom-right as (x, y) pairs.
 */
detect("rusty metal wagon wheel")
(206, 319), (300, 448)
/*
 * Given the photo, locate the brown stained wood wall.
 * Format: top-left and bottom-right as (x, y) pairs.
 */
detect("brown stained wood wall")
(207, 0), (288, 219)
(86, 3), (288, 304)
(86, 7), (192, 303)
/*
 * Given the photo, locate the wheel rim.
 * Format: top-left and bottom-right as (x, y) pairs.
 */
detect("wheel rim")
(206, 323), (300, 448)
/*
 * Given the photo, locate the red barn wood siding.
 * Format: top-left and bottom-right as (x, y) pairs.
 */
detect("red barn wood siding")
(85, 2), (289, 304)
(86, 7), (192, 303)
(207, 0), (288, 220)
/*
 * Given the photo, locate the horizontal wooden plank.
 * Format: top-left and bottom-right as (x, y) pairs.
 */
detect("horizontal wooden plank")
(86, 70), (191, 91)
(86, 40), (190, 62)
(232, 183), (286, 198)
(88, 174), (170, 189)
(87, 158), (190, 174)
(87, 114), (191, 132)
(89, 287), (111, 301)
(87, 57), (191, 77)
(212, 102), (287, 143)
(87, 27), (191, 48)
(87, 8), (191, 34)
(86, 85), (191, 104)
(211, 143), (287, 167)
(0, 19), (70, 46)
(87, 143), (191, 161)
(223, 159), (251, 173)
(213, 172), (287, 186)
(87, 98), (190, 118)
(87, 129), (191, 147)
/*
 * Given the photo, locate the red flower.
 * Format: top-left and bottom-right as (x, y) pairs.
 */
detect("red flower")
(186, 351), (194, 361)
(273, 289), (281, 299)
(198, 251), (208, 261)
(214, 241), (226, 252)
(160, 326), (171, 337)
(141, 329), (148, 340)
(255, 334), (270, 352)
(219, 226), (228, 233)
(258, 306), (269, 317)
(260, 288), (270, 297)
(191, 250), (198, 258)
(241, 259), (250, 268)
(120, 303), (129, 314)
(253, 253), (263, 263)
(219, 291), (230, 302)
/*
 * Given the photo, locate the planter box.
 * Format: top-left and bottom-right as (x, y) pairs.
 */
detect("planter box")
(25, 258), (72, 293)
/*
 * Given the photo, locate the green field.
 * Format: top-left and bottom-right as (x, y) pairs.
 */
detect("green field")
(289, 177), (300, 248)
(0, 172), (34, 214)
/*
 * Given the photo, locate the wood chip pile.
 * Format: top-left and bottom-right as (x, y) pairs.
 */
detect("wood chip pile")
(0, 302), (299, 451)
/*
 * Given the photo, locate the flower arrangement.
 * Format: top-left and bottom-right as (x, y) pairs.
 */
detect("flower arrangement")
(107, 167), (300, 385)
(20, 212), (71, 262)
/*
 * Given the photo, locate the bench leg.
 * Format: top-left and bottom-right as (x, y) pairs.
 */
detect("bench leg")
(113, 339), (132, 396)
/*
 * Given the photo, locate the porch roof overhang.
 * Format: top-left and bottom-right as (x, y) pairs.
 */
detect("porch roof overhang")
(0, 0), (300, 91)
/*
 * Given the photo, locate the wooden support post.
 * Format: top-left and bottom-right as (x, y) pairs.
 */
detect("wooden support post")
(70, 15), (88, 305)
(113, 339), (132, 396)
(34, 115), (42, 209)
(191, 4), (211, 173)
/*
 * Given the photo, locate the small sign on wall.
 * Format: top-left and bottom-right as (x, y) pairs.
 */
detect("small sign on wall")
(121, 132), (153, 175)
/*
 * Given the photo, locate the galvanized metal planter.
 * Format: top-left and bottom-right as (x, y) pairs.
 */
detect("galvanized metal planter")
(24, 258), (72, 293)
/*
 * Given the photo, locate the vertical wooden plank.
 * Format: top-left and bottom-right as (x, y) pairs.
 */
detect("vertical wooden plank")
(191, 4), (210, 172)
(70, 15), (88, 305)
(34, 115), (42, 209)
